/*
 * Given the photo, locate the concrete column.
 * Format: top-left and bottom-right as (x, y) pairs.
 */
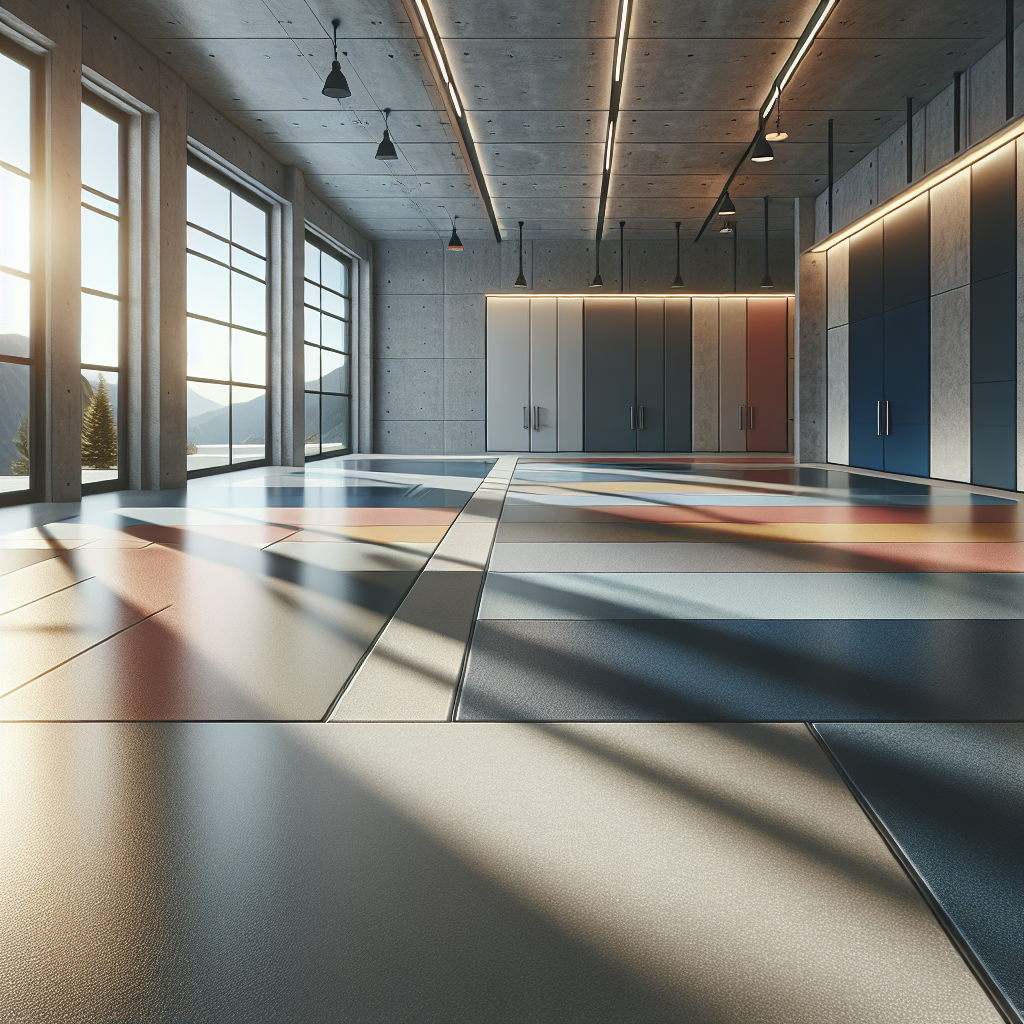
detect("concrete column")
(43, 1), (82, 502)
(280, 165), (304, 466)
(794, 197), (827, 463)
(357, 247), (372, 453)
(691, 297), (720, 451)
(155, 63), (187, 488)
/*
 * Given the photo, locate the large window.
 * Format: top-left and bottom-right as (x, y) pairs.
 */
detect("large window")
(80, 95), (124, 489)
(186, 162), (268, 473)
(304, 237), (351, 458)
(0, 47), (34, 500)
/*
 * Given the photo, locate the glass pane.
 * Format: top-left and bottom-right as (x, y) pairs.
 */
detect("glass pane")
(321, 252), (344, 295)
(186, 317), (229, 382)
(321, 314), (343, 352)
(303, 306), (320, 345)
(321, 348), (348, 395)
(231, 385), (265, 463)
(304, 392), (320, 456)
(304, 241), (320, 283)
(0, 168), (31, 273)
(321, 288), (347, 319)
(187, 381), (229, 471)
(81, 292), (119, 367)
(231, 329), (265, 386)
(187, 225), (229, 265)
(0, 359), (31, 492)
(231, 193), (266, 256)
(231, 271), (265, 332)
(304, 280), (320, 309)
(81, 104), (119, 199)
(82, 189), (118, 216)
(304, 344), (320, 391)
(321, 394), (349, 453)
(187, 253), (229, 322)
(81, 208), (119, 296)
(187, 166), (230, 239)
(81, 369), (119, 484)
(0, 53), (31, 174)
(231, 245), (265, 281)
(0, 271), (30, 357)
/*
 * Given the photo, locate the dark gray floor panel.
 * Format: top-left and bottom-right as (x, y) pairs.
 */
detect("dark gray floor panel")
(815, 723), (1024, 1019)
(456, 619), (1024, 722)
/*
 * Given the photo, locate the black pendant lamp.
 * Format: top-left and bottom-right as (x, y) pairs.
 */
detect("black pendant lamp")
(375, 108), (398, 160)
(718, 192), (736, 217)
(672, 221), (684, 288)
(514, 221), (527, 287)
(322, 18), (351, 99)
(446, 212), (463, 251)
(760, 195), (774, 289)
(751, 132), (774, 163)
(590, 239), (603, 288)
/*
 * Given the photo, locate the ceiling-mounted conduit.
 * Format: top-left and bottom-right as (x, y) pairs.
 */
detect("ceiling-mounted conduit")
(401, 0), (502, 242)
(693, 0), (841, 243)
(595, 0), (634, 245)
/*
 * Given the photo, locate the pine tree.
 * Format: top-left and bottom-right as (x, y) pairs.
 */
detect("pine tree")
(81, 374), (118, 470)
(11, 414), (29, 475)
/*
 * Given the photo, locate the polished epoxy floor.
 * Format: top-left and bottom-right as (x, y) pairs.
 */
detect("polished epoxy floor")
(0, 455), (1020, 1023)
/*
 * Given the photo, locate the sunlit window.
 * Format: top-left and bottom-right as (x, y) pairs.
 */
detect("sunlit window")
(80, 97), (123, 488)
(0, 48), (33, 499)
(303, 237), (351, 458)
(186, 162), (267, 473)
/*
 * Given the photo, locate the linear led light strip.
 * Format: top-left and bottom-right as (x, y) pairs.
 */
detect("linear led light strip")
(811, 113), (1024, 251)
(597, 0), (633, 242)
(404, 0), (499, 240)
(485, 292), (795, 299)
(761, 0), (839, 119)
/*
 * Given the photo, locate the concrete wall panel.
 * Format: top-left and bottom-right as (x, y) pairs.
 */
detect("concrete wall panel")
(375, 420), (444, 454)
(832, 149), (878, 234)
(826, 325), (849, 466)
(444, 295), (485, 357)
(374, 294), (444, 358)
(374, 359), (444, 421)
(444, 421), (486, 454)
(375, 241), (444, 295)
(969, 43), (1006, 147)
(444, 359), (485, 420)
(931, 169), (971, 295)
(796, 199), (827, 463)
(827, 240), (849, 329)
(877, 125), (908, 206)
(925, 83), (955, 173)
(930, 287), (972, 483)
(691, 297), (720, 451)
(81, 1), (160, 110)
(444, 241), (499, 294)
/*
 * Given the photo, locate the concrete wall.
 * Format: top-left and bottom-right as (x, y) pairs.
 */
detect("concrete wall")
(373, 235), (794, 454)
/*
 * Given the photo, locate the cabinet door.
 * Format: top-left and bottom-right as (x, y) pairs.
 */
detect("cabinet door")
(584, 298), (636, 451)
(664, 298), (692, 451)
(884, 299), (929, 477)
(486, 297), (530, 451)
(746, 297), (788, 451)
(636, 297), (665, 451)
(719, 297), (747, 452)
(530, 297), (558, 452)
(848, 314), (884, 470)
(557, 298), (584, 451)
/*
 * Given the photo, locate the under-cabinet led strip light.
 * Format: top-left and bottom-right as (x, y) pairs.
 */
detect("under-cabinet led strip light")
(810, 114), (1024, 251)
(403, 0), (500, 241)
(485, 293), (795, 299)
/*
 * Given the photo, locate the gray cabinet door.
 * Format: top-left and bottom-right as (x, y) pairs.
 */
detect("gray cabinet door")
(529, 298), (558, 452)
(664, 297), (692, 451)
(636, 297), (665, 451)
(584, 298), (636, 451)
(486, 297), (530, 451)
(719, 297), (747, 452)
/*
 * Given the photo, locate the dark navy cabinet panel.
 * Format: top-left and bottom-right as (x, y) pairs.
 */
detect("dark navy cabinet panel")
(971, 144), (1016, 283)
(848, 221), (884, 324)
(636, 298), (666, 452)
(884, 300), (930, 477)
(664, 299), (692, 451)
(584, 299), (637, 451)
(972, 381), (1017, 490)
(972, 273), (1016, 384)
(883, 195), (929, 310)
(848, 315), (884, 470)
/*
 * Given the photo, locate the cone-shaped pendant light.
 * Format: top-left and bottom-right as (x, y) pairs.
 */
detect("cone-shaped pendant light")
(751, 132), (775, 163)
(514, 221), (527, 287)
(718, 192), (736, 216)
(446, 212), (463, 251)
(760, 195), (774, 289)
(322, 19), (352, 99)
(672, 221), (684, 288)
(375, 108), (398, 160)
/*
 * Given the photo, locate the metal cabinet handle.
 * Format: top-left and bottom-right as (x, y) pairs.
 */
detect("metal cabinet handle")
(524, 406), (529, 429)
(630, 406), (636, 430)
(533, 405), (540, 431)
(748, 406), (754, 429)
(638, 405), (645, 430)
(885, 400), (892, 437)
(738, 405), (744, 430)
(876, 400), (882, 437)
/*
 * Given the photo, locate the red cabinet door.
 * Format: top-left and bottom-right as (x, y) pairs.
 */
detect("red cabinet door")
(745, 298), (788, 452)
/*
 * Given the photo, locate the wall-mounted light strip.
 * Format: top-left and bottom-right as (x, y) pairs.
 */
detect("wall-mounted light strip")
(695, 0), (840, 244)
(402, 0), (500, 242)
(485, 292), (796, 299)
(810, 113), (1024, 252)
(596, 0), (634, 245)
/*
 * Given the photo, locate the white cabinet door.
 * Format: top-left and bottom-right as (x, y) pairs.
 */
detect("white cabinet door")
(718, 297), (747, 453)
(529, 297), (558, 452)
(556, 297), (583, 451)
(486, 297), (531, 451)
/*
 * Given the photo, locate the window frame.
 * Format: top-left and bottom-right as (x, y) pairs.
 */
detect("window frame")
(303, 231), (353, 461)
(0, 35), (42, 508)
(185, 153), (271, 478)
(79, 87), (129, 495)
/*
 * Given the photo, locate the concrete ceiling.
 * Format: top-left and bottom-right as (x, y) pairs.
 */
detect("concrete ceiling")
(91, 0), (1014, 242)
